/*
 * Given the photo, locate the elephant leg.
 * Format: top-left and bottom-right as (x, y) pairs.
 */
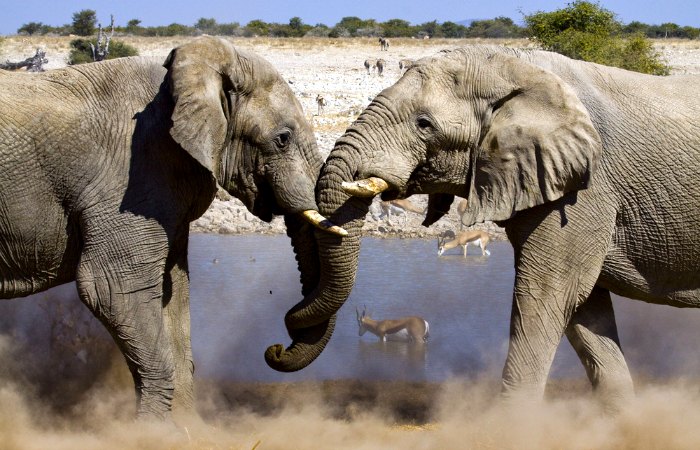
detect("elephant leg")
(501, 195), (616, 402)
(76, 221), (174, 419)
(565, 286), (634, 411)
(500, 279), (572, 401)
(501, 242), (603, 400)
(161, 242), (196, 420)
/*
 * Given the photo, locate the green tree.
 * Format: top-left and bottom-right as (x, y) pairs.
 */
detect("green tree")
(72, 9), (97, 36)
(525, 1), (619, 45)
(622, 20), (649, 36)
(681, 26), (700, 40)
(288, 16), (310, 37)
(195, 17), (218, 34)
(468, 16), (523, 38)
(18, 22), (45, 35)
(125, 19), (143, 35)
(524, 1), (668, 75)
(381, 19), (413, 37)
(305, 24), (331, 37)
(417, 20), (441, 38)
(217, 22), (241, 36)
(336, 16), (366, 36)
(441, 21), (467, 38)
(244, 19), (270, 37)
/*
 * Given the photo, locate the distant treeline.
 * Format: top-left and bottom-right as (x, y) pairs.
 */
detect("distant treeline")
(16, 14), (700, 40)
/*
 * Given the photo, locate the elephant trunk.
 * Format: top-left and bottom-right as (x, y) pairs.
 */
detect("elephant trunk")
(265, 148), (369, 372)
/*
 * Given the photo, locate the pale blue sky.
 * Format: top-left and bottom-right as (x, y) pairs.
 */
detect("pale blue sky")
(2, 0), (698, 35)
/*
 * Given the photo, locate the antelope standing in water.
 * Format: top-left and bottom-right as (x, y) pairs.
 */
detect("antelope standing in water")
(357, 307), (429, 342)
(438, 229), (491, 257)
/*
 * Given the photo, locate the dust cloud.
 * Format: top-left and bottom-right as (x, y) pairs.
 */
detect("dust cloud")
(2, 328), (700, 450)
(2, 286), (700, 449)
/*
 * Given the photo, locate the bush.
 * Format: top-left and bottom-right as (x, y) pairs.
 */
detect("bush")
(18, 22), (48, 36)
(524, 1), (669, 75)
(68, 38), (139, 65)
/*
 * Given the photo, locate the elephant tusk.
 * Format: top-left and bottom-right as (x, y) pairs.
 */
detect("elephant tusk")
(301, 210), (348, 236)
(341, 177), (389, 197)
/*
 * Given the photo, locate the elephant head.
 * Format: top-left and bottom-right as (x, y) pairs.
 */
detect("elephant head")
(164, 36), (344, 235)
(164, 37), (346, 324)
(265, 46), (602, 371)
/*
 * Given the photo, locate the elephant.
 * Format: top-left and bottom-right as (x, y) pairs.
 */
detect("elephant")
(0, 36), (343, 420)
(264, 45), (700, 411)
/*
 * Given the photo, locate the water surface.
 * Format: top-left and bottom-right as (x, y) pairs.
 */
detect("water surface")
(188, 234), (700, 383)
(3, 234), (700, 385)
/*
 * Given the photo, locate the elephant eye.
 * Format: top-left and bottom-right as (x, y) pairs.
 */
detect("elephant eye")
(416, 116), (433, 131)
(274, 130), (291, 149)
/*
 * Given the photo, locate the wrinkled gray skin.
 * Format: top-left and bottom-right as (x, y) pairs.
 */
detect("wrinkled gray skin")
(0, 36), (324, 420)
(266, 46), (700, 411)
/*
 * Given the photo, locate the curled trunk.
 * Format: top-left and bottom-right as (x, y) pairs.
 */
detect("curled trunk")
(266, 149), (369, 372)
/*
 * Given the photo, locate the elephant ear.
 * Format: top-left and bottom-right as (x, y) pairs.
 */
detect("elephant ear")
(462, 53), (602, 226)
(163, 36), (237, 177)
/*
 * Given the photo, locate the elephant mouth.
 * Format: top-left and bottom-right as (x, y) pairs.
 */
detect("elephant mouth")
(250, 179), (347, 236)
(251, 180), (278, 223)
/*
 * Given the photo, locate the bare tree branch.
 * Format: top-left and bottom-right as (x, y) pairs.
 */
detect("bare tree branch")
(0, 48), (48, 72)
(91, 15), (115, 62)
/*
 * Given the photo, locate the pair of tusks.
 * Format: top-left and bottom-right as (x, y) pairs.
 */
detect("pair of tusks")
(301, 177), (390, 237)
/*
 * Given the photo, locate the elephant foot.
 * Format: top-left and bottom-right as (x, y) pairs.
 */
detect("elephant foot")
(593, 374), (635, 415)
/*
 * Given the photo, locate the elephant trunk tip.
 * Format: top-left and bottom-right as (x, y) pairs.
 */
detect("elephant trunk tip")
(264, 343), (305, 373)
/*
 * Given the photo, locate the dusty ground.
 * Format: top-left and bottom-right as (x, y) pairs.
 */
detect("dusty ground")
(5, 36), (698, 241)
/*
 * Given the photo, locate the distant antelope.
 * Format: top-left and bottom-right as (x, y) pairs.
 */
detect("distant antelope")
(376, 58), (386, 76)
(438, 229), (491, 257)
(376, 198), (425, 225)
(398, 58), (415, 72)
(316, 94), (327, 115)
(364, 58), (377, 74)
(378, 37), (390, 51)
(357, 307), (429, 343)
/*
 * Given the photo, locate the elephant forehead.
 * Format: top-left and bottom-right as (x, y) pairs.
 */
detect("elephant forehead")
(389, 73), (455, 108)
(243, 82), (299, 126)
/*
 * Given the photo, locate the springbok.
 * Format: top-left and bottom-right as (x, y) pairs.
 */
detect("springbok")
(377, 198), (425, 225)
(438, 229), (491, 257)
(356, 307), (429, 343)
(316, 94), (327, 115)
